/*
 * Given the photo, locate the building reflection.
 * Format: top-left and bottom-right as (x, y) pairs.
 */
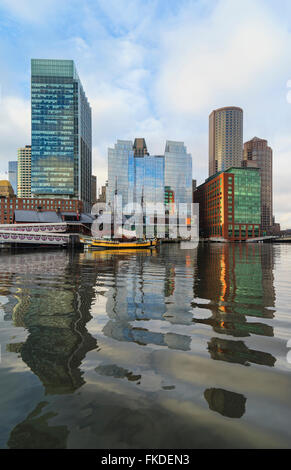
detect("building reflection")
(1, 244), (286, 448)
(204, 388), (247, 419)
(7, 401), (69, 449)
(95, 364), (141, 383)
(103, 320), (191, 351)
(208, 337), (276, 367)
(194, 243), (275, 320)
(4, 251), (98, 394)
(101, 246), (196, 351)
(193, 243), (276, 367)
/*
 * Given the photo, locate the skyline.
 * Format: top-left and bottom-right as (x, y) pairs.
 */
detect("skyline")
(0, 0), (291, 227)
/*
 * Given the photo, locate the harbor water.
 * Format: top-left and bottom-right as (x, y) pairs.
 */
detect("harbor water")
(0, 243), (291, 449)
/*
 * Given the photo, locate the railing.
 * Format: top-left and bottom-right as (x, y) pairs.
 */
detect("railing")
(0, 230), (70, 245)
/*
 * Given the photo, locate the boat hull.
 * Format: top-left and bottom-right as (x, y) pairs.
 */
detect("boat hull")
(84, 239), (159, 250)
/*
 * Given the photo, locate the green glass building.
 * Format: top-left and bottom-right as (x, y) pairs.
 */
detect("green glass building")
(31, 59), (92, 211)
(195, 166), (261, 241)
(225, 167), (261, 239)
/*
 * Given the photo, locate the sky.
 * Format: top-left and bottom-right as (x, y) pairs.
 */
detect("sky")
(0, 0), (291, 227)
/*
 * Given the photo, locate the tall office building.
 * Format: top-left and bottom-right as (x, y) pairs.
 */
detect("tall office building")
(31, 59), (92, 211)
(91, 175), (97, 205)
(164, 141), (192, 205)
(17, 145), (31, 198)
(8, 161), (18, 195)
(243, 137), (273, 234)
(107, 139), (165, 208)
(107, 140), (133, 207)
(209, 107), (243, 176)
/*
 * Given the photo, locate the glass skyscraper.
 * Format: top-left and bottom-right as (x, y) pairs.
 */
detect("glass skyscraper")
(31, 59), (92, 210)
(107, 140), (133, 207)
(164, 141), (192, 205)
(107, 139), (165, 208)
(8, 161), (18, 195)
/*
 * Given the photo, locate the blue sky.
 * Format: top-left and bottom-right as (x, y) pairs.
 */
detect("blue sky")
(0, 0), (291, 227)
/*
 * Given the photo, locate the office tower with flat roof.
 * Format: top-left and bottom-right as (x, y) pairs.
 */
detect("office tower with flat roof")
(209, 107), (243, 176)
(107, 140), (133, 207)
(164, 141), (192, 205)
(243, 137), (273, 234)
(8, 161), (18, 195)
(107, 139), (165, 208)
(17, 145), (31, 197)
(31, 59), (92, 211)
(194, 167), (261, 241)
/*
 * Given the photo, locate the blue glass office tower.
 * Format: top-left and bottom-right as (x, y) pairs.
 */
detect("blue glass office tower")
(107, 139), (165, 208)
(31, 59), (92, 210)
(128, 154), (165, 207)
(8, 161), (18, 195)
(164, 141), (192, 205)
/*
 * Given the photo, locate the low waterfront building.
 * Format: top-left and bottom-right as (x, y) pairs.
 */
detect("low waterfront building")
(0, 196), (83, 224)
(13, 210), (94, 234)
(194, 167), (261, 241)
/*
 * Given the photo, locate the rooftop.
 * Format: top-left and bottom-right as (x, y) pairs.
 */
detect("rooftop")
(14, 210), (95, 224)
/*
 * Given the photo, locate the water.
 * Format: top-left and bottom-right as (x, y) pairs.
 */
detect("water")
(0, 243), (291, 449)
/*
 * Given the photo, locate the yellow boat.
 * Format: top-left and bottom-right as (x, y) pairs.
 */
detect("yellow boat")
(81, 238), (159, 250)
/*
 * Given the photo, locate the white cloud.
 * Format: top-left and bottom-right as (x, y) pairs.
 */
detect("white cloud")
(0, 96), (30, 173)
(155, 0), (288, 115)
(272, 134), (291, 228)
(0, 0), (66, 23)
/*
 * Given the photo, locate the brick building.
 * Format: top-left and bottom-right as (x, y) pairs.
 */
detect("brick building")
(0, 196), (83, 224)
(194, 167), (261, 241)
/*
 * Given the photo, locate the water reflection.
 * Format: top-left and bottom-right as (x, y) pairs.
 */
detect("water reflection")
(1, 244), (291, 449)
(204, 388), (247, 419)
(95, 364), (141, 383)
(2, 251), (97, 394)
(193, 243), (275, 322)
(208, 337), (276, 367)
(103, 320), (191, 351)
(193, 244), (276, 367)
(7, 402), (69, 449)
